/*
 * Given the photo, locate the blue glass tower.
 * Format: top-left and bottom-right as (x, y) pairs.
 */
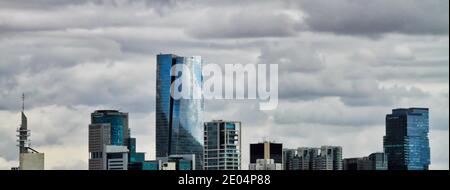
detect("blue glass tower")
(383, 108), (430, 170)
(91, 110), (129, 145)
(156, 54), (204, 170)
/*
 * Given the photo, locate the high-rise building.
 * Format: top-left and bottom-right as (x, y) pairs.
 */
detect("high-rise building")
(88, 124), (111, 170)
(343, 152), (387, 170)
(314, 146), (343, 170)
(156, 54), (204, 170)
(91, 110), (129, 145)
(89, 110), (130, 170)
(204, 120), (241, 170)
(249, 141), (283, 170)
(384, 108), (430, 170)
(283, 149), (296, 170)
(297, 147), (319, 170)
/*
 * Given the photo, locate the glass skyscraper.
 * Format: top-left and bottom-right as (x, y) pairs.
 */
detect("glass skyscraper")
(384, 108), (430, 170)
(91, 110), (129, 146)
(156, 54), (204, 170)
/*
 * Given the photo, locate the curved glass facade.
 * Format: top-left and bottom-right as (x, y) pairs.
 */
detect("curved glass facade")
(384, 108), (430, 170)
(156, 54), (204, 170)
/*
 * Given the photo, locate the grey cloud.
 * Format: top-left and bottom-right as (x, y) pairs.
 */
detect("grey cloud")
(0, 60), (155, 114)
(204, 100), (269, 127)
(0, 129), (18, 161)
(297, 0), (449, 36)
(50, 160), (87, 170)
(0, 34), (122, 74)
(186, 9), (301, 39)
(258, 42), (324, 73)
(274, 98), (386, 127)
(278, 68), (429, 107)
(0, 1), (162, 32)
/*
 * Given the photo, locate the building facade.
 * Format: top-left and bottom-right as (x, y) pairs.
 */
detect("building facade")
(314, 146), (343, 170)
(89, 110), (130, 170)
(19, 153), (44, 170)
(249, 159), (283, 170)
(343, 152), (388, 170)
(156, 54), (204, 170)
(204, 120), (241, 170)
(297, 147), (319, 170)
(105, 145), (129, 170)
(384, 108), (430, 170)
(283, 146), (342, 170)
(249, 141), (283, 170)
(91, 110), (129, 146)
(283, 149), (296, 170)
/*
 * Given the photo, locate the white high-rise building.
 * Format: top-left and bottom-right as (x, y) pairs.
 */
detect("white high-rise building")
(204, 120), (241, 170)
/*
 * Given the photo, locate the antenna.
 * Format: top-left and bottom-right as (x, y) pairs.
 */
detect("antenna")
(22, 93), (25, 112)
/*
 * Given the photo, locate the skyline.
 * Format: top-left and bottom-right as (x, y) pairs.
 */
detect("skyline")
(0, 0), (448, 169)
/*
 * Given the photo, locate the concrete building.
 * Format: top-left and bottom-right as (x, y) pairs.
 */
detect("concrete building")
(19, 153), (44, 170)
(105, 145), (129, 170)
(89, 124), (111, 170)
(249, 159), (283, 170)
(204, 120), (241, 170)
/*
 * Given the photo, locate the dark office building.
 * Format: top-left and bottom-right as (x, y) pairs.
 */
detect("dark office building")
(250, 141), (283, 164)
(384, 108), (430, 170)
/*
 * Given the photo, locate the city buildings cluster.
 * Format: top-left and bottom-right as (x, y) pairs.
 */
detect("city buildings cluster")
(11, 54), (431, 171)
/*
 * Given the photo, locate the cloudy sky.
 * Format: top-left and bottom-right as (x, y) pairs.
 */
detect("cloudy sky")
(0, 0), (448, 170)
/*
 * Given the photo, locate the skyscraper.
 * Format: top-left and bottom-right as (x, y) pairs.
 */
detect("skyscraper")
(297, 147), (319, 170)
(384, 108), (430, 170)
(156, 54), (204, 170)
(204, 120), (241, 170)
(283, 149), (296, 170)
(249, 141), (283, 170)
(89, 110), (130, 170)
(314, 146), (343, 170)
